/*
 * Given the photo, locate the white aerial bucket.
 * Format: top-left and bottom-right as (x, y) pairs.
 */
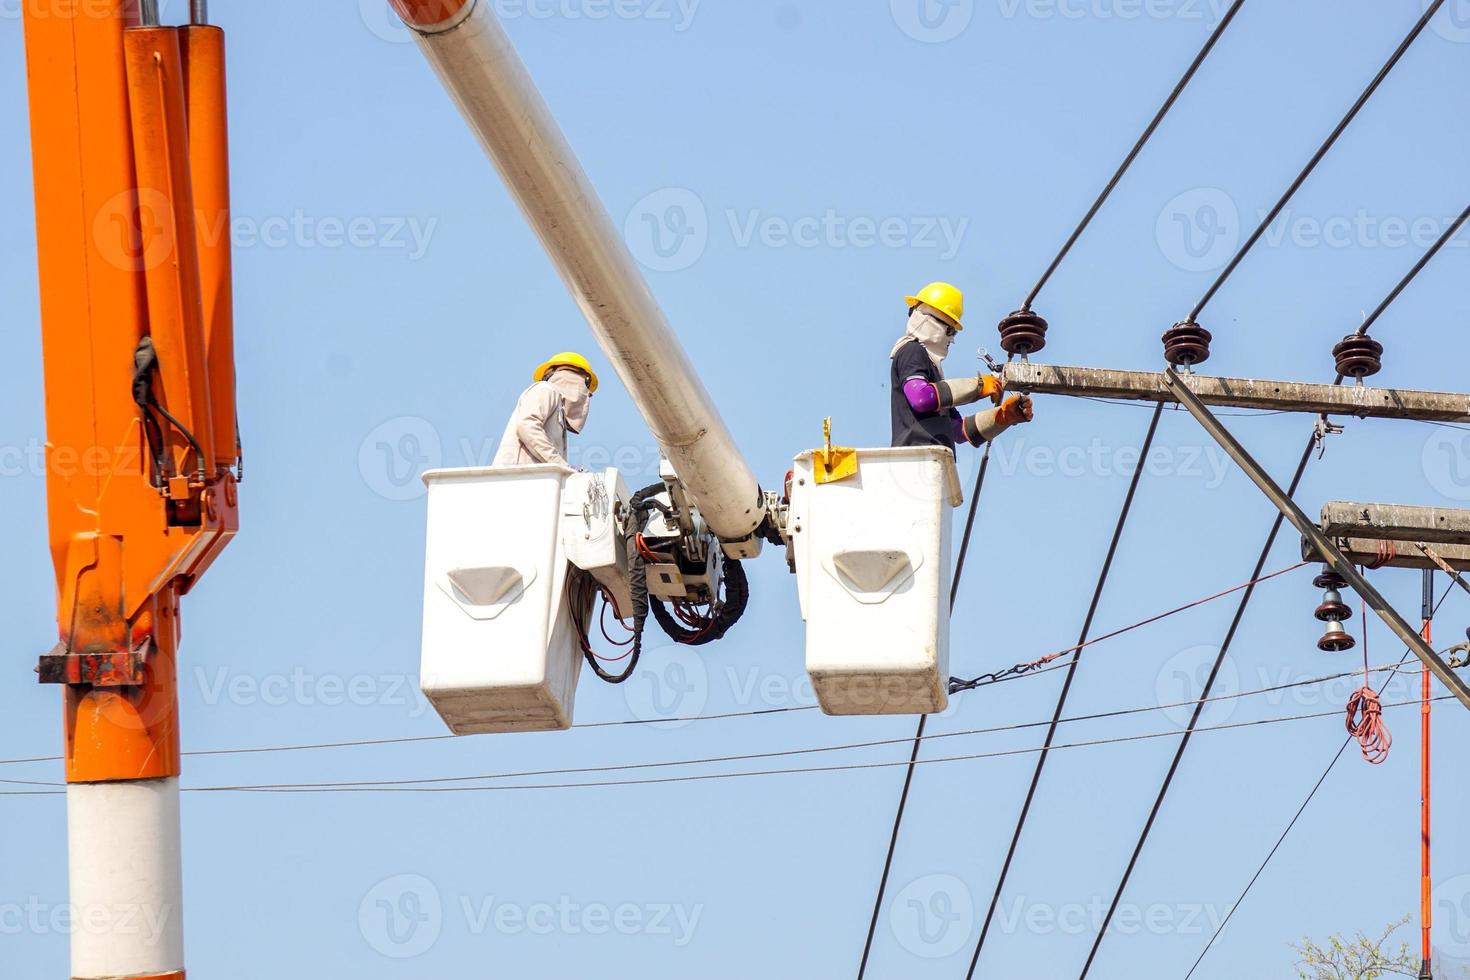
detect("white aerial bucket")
(419, 464), (582, 733)
(790, 446), (963, 715)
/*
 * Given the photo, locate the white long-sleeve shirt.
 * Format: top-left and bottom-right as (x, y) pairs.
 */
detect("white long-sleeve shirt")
(493, 381), (570, 467)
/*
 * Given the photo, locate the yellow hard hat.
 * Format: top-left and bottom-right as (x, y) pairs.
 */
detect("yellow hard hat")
(905, 281), (965, 331)
(534, 352), (600, 393)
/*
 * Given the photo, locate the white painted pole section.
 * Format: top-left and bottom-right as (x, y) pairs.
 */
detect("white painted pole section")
(67, 779), (184, 979)
(399, 2), (764, 541)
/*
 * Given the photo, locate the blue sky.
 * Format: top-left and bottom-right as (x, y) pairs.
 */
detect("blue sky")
(3, 1), (1470, 977)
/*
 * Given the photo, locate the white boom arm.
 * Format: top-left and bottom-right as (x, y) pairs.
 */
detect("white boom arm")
(392, 0), (765, 542)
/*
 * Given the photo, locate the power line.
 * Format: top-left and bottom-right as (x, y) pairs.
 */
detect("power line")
(1181, 581), (1457, 979)
(0, 562), (1307, 775)
(951, 561), (1306, 693)
(0, 704), (824, 769)
(157, 662), (1426, 794)
(857, 442), (994, 980)
(1076, 435), (1313, 979)
(1354, 202), (1470, 339)
(1082, 176), (1470, 978)
(1021, 0), (1247, 311)
(2, 695), (1443, 799)
(1188, 0), (1446, 321)
(964, 402), (1163, 979)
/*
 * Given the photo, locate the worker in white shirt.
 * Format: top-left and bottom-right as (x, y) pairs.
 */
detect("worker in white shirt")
(493, 351), (598, 467)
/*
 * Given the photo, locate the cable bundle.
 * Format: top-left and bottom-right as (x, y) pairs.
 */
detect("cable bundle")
(1345, 603), (1391, 764)
(1344, 686), (1391, 765)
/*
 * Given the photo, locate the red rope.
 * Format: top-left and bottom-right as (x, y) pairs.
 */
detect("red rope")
(1024, 562), (1307, 673)
(1345, 587), (1391, 764)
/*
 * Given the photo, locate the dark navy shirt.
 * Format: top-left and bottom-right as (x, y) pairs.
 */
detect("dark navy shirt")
(890, 339), (959, 450)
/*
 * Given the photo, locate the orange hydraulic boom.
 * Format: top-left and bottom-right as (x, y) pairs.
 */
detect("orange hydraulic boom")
(22, 1), (238, 976)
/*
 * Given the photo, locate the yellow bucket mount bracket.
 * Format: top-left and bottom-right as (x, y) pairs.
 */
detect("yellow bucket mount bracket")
(813, 417), (858, 485)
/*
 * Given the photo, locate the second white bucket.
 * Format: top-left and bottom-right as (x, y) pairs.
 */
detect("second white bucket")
(790, 446), (963, 715)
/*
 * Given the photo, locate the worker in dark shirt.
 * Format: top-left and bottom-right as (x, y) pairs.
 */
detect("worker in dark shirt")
(890, 282), (1034, 450)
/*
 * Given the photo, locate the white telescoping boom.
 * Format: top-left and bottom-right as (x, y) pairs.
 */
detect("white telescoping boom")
(390, 0), (765, 543)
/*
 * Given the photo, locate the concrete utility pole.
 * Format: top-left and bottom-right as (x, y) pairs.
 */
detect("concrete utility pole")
(1160, 369), (1470, 712)
(1004, 363), (1470, 422)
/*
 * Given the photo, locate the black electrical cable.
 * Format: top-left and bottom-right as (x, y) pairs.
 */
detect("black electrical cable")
(1075, 434), (1313, 979)
(965, 402), (1163, 979)
(1182, 581), (1457, 980)
(1021, 0), (1246, 311)
(1188, 0), (1445, 322)
(1085, 192), (1470, 975)
(1354, 202), (1469, 339)
(856, 443), (992, 980)
(650, 559), (748, 645)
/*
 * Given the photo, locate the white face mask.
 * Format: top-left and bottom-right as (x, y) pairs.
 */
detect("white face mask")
(890, 306), (956, 368)
(546, 368), (591, 433)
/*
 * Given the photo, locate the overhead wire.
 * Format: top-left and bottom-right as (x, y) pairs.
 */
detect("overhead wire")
(963, 402), (1164, 979)
(857, 442), (994, 980)
(1074, 436), (1314, 979)
(0, 561), (1317, 774)
(152, 661), (1430, 794)
(950, 561), (1307, 693)
(1187, 0), (1447, 322)
(1180, 196), (1470, 969)
(1082, 142), (1467, 978)
(1020, 0), (1247, 311)
(1182, 581), (1457, 979)
(6, 695), (1451, 798)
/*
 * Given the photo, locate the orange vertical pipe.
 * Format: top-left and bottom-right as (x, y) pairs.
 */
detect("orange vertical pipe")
(1422, 618), (1433, 973)
(181, 24), (239, 474)
(123, 26), (215, 480)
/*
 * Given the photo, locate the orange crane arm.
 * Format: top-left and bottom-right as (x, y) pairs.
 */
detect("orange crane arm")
(23, 2), (238, 780)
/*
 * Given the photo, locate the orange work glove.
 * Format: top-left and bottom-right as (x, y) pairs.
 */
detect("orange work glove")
(996, 393), (1034, 427)
(980, 375), (1006, 406)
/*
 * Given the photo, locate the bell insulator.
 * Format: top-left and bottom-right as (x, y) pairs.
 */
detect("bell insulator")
(1315, 600), (1352, 623)
(1318, 620), (1356, 653)
(1162, 320), (1212, 368)
(1332, 334), (1384, 380)
(997, 310), (1049, 358)
(1312, 569), (1347, 591)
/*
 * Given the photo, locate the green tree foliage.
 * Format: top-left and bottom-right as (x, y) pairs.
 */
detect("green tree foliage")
(1293, 915), (1420, 980)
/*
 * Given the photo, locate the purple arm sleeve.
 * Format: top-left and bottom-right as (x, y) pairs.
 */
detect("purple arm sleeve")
(951, 412), (969, 446)
(903, 377), (939, 414)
